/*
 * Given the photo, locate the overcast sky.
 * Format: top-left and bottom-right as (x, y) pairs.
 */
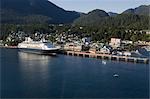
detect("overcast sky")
(49, 0), (149, 13)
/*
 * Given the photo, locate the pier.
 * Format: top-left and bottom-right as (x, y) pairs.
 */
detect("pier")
(64, 51), (149, 64)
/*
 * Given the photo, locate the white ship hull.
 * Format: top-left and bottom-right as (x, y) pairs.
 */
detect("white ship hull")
(18, 37), (60, 55)
(18, 48), (60, 55)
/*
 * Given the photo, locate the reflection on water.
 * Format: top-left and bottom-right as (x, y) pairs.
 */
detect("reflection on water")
(18, 52), (49, 63)
(18, 52), (51, 75)
(18, 52), (52, 94)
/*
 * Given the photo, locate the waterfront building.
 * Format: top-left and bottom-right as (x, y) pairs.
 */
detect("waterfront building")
(135, 41), (150, 46)
(63, 42), (83, 51)
(109, 38), (121, 48)
(90, 43), (99, 49)
(89, 48), (96, 54)
(123, 51), (131, 56)
(98, 46), (111, 54)
(82, 37), (91, 43)
(6, 36), (12, 42)
(141, 30), (150, 35)
(122, 40), (133, 45)
(0, 40), (4, 46)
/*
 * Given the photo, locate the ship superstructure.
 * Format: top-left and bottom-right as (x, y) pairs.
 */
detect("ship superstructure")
(18, 37), (60, 54)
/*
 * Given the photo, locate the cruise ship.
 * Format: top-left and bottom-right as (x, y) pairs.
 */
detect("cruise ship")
(18, 37), (60, 55)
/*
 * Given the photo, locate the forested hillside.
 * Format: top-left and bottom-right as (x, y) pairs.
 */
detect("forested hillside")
(1, 0), (80, 24)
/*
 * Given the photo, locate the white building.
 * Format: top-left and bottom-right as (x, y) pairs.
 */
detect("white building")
(109, 38), (121, 48)
(98, 46), (111, 54)
(0, 40), (3, 46)
(122, 40), (133, 45)
(82, 37), (91, 43)
(123, 51), (131, 56)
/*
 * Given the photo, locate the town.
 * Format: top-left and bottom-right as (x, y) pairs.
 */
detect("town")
(1, 0), (150, 98)
(0, 24), (150, 63)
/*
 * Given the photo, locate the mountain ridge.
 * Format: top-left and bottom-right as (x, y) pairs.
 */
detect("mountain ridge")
(1, 0), (149, 24)
(122, 5), (150, 16)
(1, 0), (80, 24)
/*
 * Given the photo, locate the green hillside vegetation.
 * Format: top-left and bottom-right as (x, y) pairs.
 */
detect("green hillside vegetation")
(1, 9), (51, 24)
(122, 5), (150, 16)
(73, 14), (149, 30)
(73, 11), (150, 42)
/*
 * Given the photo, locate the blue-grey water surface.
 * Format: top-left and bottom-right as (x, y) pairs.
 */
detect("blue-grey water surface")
(1, 48), (149, 98)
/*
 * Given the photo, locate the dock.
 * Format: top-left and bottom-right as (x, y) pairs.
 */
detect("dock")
(64, 51), (149, 64)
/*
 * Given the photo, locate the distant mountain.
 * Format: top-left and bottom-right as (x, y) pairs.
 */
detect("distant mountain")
(122, 5), (150, 16)
(1, 0), (80, 24)
(87, 9), (109, 17)
(74, 12), (149, 28)
(108, 12), (118, 17)
(73, 9), (109, 26)
(1, 1), (149, 25)
(73, 6), (149, 30)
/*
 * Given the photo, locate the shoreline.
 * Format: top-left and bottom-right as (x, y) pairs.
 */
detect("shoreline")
(0, 46), (149, 64)
(0, 46), (18, 49)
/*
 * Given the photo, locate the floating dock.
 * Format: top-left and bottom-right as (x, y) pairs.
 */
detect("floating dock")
(64, 51), (149, 64)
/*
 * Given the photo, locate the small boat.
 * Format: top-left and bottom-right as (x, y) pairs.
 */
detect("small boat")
(102, 60), (107, 65)
(113, 74), (119, 77)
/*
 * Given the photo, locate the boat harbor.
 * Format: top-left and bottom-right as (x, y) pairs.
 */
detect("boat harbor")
(64, 51), (149, 64)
